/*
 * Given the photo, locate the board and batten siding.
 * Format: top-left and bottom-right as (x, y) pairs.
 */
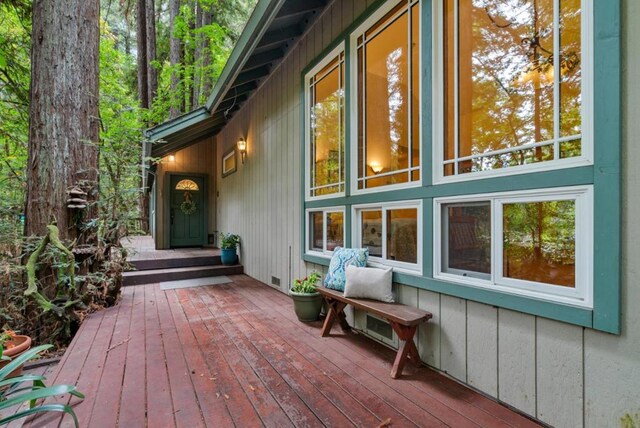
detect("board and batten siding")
(214, 0), (640, 426)
(155, 136), (217, 249)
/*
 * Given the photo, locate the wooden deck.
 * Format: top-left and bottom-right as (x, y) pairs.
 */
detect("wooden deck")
(28, 275), (540, 428)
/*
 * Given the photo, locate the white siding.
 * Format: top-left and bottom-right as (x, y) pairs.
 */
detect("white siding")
(214, 1), (640, 426)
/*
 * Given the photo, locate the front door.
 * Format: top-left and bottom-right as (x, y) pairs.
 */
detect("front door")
(169, 174), (206, 247)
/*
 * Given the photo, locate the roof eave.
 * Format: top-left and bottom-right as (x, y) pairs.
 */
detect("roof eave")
(204, 0), (287, 112)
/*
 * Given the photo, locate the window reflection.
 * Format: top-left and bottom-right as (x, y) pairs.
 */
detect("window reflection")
(444, 0), (582, 175)
(357, 1), (420, 189)
(387, 208), (418, 263)
(444, 203), (491, 276)
(361, 210), (383, 257)
(326, 212), (344, 251)
(310, 54), (344, 197)
(503, 200), (576, 287)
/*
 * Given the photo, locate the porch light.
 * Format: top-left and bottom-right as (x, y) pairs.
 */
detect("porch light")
(237, 137), (247, 164)
(168, 154), (176, 162)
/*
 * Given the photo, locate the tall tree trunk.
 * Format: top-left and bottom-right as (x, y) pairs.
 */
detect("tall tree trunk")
(136, 0), (149, 109)
(26, 0), (100, 240)
(200, 7), (213, 99)
(145, 0), (158, 107)
(192, 1), (203, 110)
(169, 0), (182, 118)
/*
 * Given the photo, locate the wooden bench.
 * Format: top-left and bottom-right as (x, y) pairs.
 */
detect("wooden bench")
(317, 286), (433, 379)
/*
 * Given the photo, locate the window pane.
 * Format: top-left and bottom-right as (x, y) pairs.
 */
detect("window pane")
(444, 203), (491, 276)
(358, 1), (420, 189)
(326, 212), (344, 251)
(559, 0), (582, 139)
(309, 212), (323, 251)
(387, 208), (418, 263)
(444, 0), (582, 174)
(411, 3), (421, 174)
(503, 200), (576, 287)
(361, 210), (383, 257)
(310, 55), (344, 196)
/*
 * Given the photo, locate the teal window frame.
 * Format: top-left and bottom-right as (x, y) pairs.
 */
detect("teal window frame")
(300, 0), (620, 334)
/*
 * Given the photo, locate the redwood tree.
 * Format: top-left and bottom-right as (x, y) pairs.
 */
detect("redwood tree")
(25, 0), (100, 240)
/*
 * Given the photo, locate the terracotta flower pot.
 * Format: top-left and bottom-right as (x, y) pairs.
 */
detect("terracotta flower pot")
(1, 335), (32, 379)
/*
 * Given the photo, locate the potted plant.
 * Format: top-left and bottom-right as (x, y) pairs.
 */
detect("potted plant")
(290, 272), (323, 322)
(220, 233), (240, 265)
(0, 329), (32, 379)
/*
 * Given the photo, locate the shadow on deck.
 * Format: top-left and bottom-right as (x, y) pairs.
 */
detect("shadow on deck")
(27, 275), (541, 427)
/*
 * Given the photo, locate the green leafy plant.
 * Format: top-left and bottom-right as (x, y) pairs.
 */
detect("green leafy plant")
(220, 233), (240, 250)
(0, 344), (84, 426)
(291, 272), (321, 294)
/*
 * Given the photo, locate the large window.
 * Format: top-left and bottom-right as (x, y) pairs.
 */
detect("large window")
(353, 201), (422, 273)
(352, 0), (421, 192)
(438, 0), (591, 179)
(306, 208), (345, 255)
(305, 45), (345, 199)
(434, 186), (592, 307)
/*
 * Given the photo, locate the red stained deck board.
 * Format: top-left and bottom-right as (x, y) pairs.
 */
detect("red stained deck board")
(152, 284), (205, 428)
(173, 290), (264, 428)
(178, 288), (293, 428)
(228, 280), (454, 427)
(164, 289), (237, 427)
(211, 284), (415, 426)
(196, 287), (355, 428)
(34, 274), (542, 428)
(117, 285), (148, 427)
(209, 285), (400, 428)
(141, 283), (177, 428)
(86, 284), (135, 428)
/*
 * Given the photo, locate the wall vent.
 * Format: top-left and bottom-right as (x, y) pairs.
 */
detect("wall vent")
(271, 276), (281, 287)
(365, 314), (398, 348)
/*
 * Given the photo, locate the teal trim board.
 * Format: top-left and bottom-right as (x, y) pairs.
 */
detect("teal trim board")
(298, 0), (621, 333)
(591, 0), (621, 334)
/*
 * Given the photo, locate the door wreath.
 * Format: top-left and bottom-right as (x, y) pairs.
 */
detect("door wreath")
(180, 191), (197, 215)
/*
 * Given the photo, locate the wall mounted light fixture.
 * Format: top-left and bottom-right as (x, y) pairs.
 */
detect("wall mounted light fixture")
(168, 153), (176, 162)
(237, 137), (247, 164)
(369, 162), (383, 174)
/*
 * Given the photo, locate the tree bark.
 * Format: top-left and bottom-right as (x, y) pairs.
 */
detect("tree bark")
(26, 0), (100, 240)
(200, 6), (213, 99)
(169, 0), (182, 118)
(192, 1), (203, 109)
(136, 0), (149, 109)
(145, 0), (158, 107)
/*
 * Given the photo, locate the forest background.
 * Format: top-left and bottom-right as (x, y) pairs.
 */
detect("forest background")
(0, 0), (256, 347)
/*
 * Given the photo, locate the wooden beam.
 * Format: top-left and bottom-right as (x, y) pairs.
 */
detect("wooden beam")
(275, 0), (327, 19)
(231, 66), (270, 87)
(257, 24), (303, 50)
(242, 48), (285, 71)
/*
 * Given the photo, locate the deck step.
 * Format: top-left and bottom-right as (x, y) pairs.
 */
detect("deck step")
(129, 255), (222, 271)
(123, 264), (243, 286)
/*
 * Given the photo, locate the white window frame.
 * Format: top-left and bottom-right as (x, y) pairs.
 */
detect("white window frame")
(352, 200), (423, 275)
(349, 0), (422, 196)
(304, 43), (346, 202)
(305, 206), (346, 257)
(432, 0), (594, 184)
(434, 186), (593, 308)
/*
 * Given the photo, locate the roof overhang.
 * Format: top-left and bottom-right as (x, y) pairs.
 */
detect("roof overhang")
(146, 0), (329, 159)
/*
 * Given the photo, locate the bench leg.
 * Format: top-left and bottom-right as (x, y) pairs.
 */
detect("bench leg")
(320, 300), (349, 337)
(390, 323), (420, 379)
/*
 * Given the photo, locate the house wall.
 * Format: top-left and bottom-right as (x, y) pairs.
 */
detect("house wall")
(215, 0), (640, 426)
(155, 136), (217, 249)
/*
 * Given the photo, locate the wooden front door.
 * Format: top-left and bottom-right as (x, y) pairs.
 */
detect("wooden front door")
(169, 174), (206, 247)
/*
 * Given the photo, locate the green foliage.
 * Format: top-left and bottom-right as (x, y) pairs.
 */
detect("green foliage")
(291, 272), (321, 294)
(0, 345), (85, 427)
(621, 413), (640, 428)
(220, 233), (240, 250)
